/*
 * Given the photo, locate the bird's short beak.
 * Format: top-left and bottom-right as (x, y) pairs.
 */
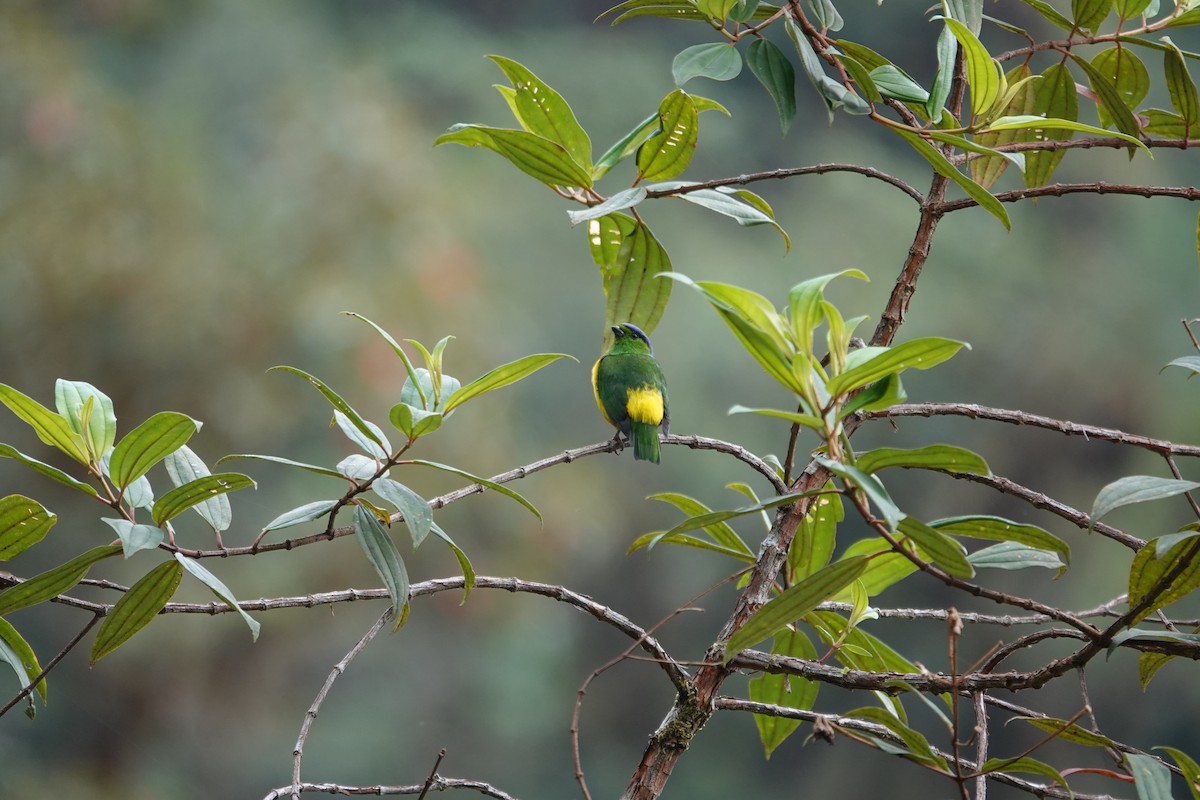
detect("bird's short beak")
(610, 325), (623, 337)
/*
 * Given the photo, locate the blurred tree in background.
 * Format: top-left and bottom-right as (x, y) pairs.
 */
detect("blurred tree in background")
(2, 1), (1200, 799)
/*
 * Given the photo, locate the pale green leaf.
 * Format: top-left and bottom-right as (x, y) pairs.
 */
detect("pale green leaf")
(174, 553), (261, 640)
(0, 545), (121, 616)
(444, 353), (577, 414)
(353, 506), (410, 630)
(1091, 475), (1200, 527)
(672, 42), (743, 86)
(435, 124), (593, 189)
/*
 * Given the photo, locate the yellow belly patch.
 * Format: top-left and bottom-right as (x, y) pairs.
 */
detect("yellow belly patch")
(625, 386), (664, 425)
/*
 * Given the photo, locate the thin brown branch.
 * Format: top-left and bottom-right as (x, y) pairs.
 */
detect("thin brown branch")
(939, 180), (1200, 212)
(261, 778), (519, 800)
(0, 612), (102, 719)
(640, 164), (924, 203)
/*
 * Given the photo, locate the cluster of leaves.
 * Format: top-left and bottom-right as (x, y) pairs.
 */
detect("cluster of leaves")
(0, 314), (572, 716)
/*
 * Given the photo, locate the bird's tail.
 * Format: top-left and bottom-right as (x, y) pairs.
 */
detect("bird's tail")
(631, 422), (661, 464)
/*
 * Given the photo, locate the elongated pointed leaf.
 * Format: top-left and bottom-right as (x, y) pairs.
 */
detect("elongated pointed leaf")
(55, 380), (116, 462)
(747, 38), (796, 133)
(353, 506), (410, 630)
(979, 756), (1068, 789)
(944, 18), (1001, 117)
(983, 114), (1148, 151)
(728, 404), (823, 431)
(0, 495), (56, 560)
(789, 490), (841, 580)
(897, 516), (974, 578)
(0, 444), (97, 497)
(410, 460), (541, 520)
(651, 493), (806, 544)
(1091, 475), (1200, 527)
(855, 444), (989, 476)
(268, 366), (386, 455)
(567, 188), (648, 226)
(1164, 37), (1200, 127)
(1157, 747), (1200, 800)
(0, 384), (88, 464)
(0, 617), (46, 705)
(749, 628), (819, 757)
(151, 473), (255, 527)
(90, 559), (183, 664)
(109, 412), (198, 490)
(165, 446), (235, 531)
(637, 90), (699, 181)
(101, 518), (164, 559)
(1016, 716), (1116, 747)
(260, 500), (339, 534)
(591, 215), (673, 335)
(427, 521), (475, 602)
(1127, 753), (1173, 800)
(725, 555), (869, 658)
(1019, 0), (1075, 29)
(0, 545), (121, 616)
(870, 65), (929, 103)
(1114, 0), (1153, 16)
(218, 453), (345, 480)
(593, 113), (659, 180)
(933, 515), (1070, 571)
(1024, 63), (1078, 187)
(846, 706), (948, 769)
(1072, 54), (1144, 142)
(444, 353), (577, 414)
(968, 541), (1064, 571)
(1091, 46), (1150, 129)
(927, 23), (957, 119)
(628, 531), (757, 560)
(803, 0), (843, 30)
(672, 42), (742, 86)
(1128, 535), (1200, 624)
(374, 478), (433, 547)
(826, 337), (968, 397)
(435, 124), (592, 188)
(890, 128), (1010, 229)
(174, 554), (261, 640)
(488, 55), (592, 168)
(648, 492), (755, 556)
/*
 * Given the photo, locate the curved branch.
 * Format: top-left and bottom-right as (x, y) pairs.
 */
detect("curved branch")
(938, 180), (1200, 212)
(261, 778), (519, 800)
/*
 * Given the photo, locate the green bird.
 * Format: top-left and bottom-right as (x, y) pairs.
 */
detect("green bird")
(592, 322), (670, 463)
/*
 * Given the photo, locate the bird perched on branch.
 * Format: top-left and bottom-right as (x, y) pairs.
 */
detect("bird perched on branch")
(592, 323), (670, 463)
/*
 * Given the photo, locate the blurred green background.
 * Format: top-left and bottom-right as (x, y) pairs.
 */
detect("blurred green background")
(1, 1), (1199, 797)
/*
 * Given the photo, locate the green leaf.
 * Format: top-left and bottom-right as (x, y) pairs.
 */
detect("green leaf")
(1139, 649), (1177, 690)
(695, 0), (738, 21)
(855, 444), (989, 476)
(90, 559), (183, 664)
(332, 410), (390, 461)
(648, 492), (755, 557)
(427, 521), (475, 602)
(1019, 0), (1076, 30)
(54, 380), (116, 462)
(1115, 0), (1153, 16)
(1166, 8), (1200, 28)
(748, 628), (819, 757)
(747, 38), (797, 133)
(1071, 53), (1145, 143)
(409, 460), (541, 520)
(928, 24), (958, 118)
(0, 545), (121, 616)
(1128, 535), (1200, 624)
(1163, 37), (1200, 128)
(836, 54), (882, 103)
(787, 269), (868, 356)
(0, 617), (46, 705)
(101, 518), (165, 559)
(435, 124), (592, 189)
(1091, 475), (1200, 527)
(1024, 63), (1078, 187)
(629, 531), (758, 560)
(649, 183), (790, 245)
(870, 65), (929, 103)
(1112, 628), (1200, 650)
(217, 453), (345, 480)
(374, 478), (433, 547)
(1016, 716), (1116, 747)
(649, 493), (806, 545)
(802, 0), (843, 30)
(353, 506), (410, 630)
(945, 0), (984, 33)
(1073, 0), (1114, 32)
(109, 412), (198, 490)
(151, 473), (255, 527)
(1126, 752), (1174, 800)
(259, 500), (339, 534)
(0, 384), (88, 465)
(567, 188), (648, 226)
(728, 404), (823, 431)
(592, 216), (673, 336)
(978, 756), (1069, 790)
(0, 444), (97, 497)
(1157, 747), (1200, 800)
(444, 353), (577, 414)
(972, 65), (1036, 188)
(968, 541), (1065, 571)
(983, 114), (1148, 151)
(890, 128), (1010, 229)
(789, 489), (841, 580)
(826, 337), (968, 397)
(897, 516), (974, 578)
(817, 456), (902, 531)
(637, 90), (700, 181)
(944, 18), (1001, 118)
(933, 515), (1070, 572)
(1164, 355), (1200, 376)
(174, 553), (261, 640)
(672, 42), (743, 86)
(487, 55), (592, 168)
(840, 373), (907, 418)
(1091, 46), (1150, 129)
(0, 495), (57, 560)
(593, 114), (660, 180)
(845, 705), (948, 768)
(344, 313), (425, 404)
(164, 445), (234, 532)
(808, 609), (923, 674)
(789, 20), (871, 122)
(269, 366), (387, 454)
(725, 555), (869, 658)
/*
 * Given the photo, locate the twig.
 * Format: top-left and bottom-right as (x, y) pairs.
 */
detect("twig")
(260, 778), (519, 800)
(641, 164), (924, 203)
(416, 749), (447, 800)
(0, 612), (102, 719)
